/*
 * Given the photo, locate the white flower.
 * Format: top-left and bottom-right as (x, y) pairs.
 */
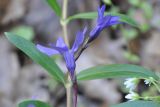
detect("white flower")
(144, 79), (150, 85)
(144, 77), (154, 86)
(125, 91), (139, 101)
(124, 78), (139, 91)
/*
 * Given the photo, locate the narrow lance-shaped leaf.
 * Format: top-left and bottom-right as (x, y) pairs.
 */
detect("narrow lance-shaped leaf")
(18, 100), (52, 107)
(5, 32), (65, 84)
(67, 12), (138, 27)
(111, 101), (160, 107)
(77, 64), (159, 81)
(46, 0), (61, 17)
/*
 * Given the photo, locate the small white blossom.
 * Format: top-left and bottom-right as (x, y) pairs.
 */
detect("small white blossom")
(144, 79), (150, 85)
(124, 78), (139, 91)
(125, 91), (139, 101)
(144, 77), (154, 86)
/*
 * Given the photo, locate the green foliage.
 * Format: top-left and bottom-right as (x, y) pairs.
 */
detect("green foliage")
(11, 25), (34, 41)
(77, 64), (159, 81)
(128, 0), (140, 7)
(141, 2), (153, 19)
(5, 32), (65, 84)
(124, 51), (140, 63)
(67, 12), (138, 27)
(18, 100), (51, 107)
(46, 0), (62, 17)
(111, 101), (160, 107)
(103, 0), (112, 5)
(127, 1), (152, 33)
(142, 86), (159, 97)
(140, 23), (150, 33)
(122, 28), (138, 40)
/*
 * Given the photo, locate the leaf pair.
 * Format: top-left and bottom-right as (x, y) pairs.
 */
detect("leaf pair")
(5, 33), (159, 84)
(5, 2), (146, 83)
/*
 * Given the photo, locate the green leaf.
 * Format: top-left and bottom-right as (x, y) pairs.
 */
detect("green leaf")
(128, 0), (140, 7)
(46, 0), (61, 17)
(67, 12), (138, 27)
(122, 28), (138, 40)
(5, 32), (65, 84)
(77, 64), (159, 81)
(11, 25), (35, 41)
(140, 2), (153, 19)
(111, 101), (160, 107)
(18, 100), (51, 107)
(124, 51), (140, 63)
(103, 0), (112, 5)
(139, 23), (150, 33)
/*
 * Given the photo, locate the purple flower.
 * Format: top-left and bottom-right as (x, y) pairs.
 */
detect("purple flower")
(89, 5), (121, 42)
(36, 27), (87, 80)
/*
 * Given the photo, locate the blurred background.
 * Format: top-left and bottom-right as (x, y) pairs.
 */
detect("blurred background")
(0, 0), (160, 107)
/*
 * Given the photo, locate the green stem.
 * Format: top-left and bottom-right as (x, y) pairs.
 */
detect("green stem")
(152, 81), (160, 93)
(61, 0), (74, 106)
(61, 0), (70, 47)
(66, 85), (73, 107)
(139, 96), (160, 100)
(65, 73), (73, 107)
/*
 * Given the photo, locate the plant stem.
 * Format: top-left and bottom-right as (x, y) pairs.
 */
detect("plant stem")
(62, 0), (70, 47)
(66, 73), (73, 107)
(140, 96), (160, 100)
(152, 81), (160, 93)
(66, 85), (73, 107)
(62, 0), (79, 106)
(73, 80), (78, 107)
